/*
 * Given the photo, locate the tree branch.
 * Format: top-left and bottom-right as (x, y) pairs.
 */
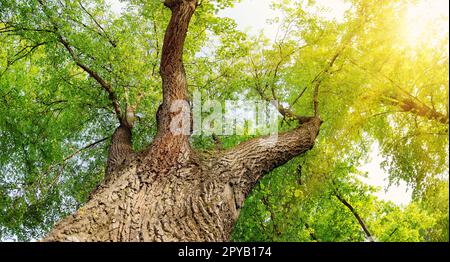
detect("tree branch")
(57, 37), (122, 122)
(155, 0), (198, 137)
(36, 136), (110, 191)
(215, 117), (322, 204)
(261, 195), (282, 238)
(386, 95), (449, 125)
(60, 137), (110, 167)
(334, 192), (375, 242)
(350, 59), (449, 125)
(78, 1), (117, 47)
(250, 42), (314, 124)
(313, 41), (348, 116)
(160, 0), (197, 89)
(36, 0), (123, 123)
(1, 41), (47, 76)
(290, 86), (309, 107)
(304, 222), (319, 241)
(254, 77), (314, 124)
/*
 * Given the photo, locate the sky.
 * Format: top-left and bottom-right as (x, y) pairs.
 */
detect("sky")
(107, 0), (449, 206)
(359, 143), (411, 206)
(219, 0), (351, 41)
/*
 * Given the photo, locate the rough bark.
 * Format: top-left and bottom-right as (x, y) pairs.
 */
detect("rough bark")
(42, 117), (321, 242)
(397, 97), (449, 124)
(41, 0), (323, 242)
(105, 124), (134, 179)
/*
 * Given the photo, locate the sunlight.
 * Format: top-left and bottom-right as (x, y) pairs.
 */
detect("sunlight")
(401, 0), (449, 47)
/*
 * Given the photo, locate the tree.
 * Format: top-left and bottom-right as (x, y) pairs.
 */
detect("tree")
(0, 0), (448, 242)
(2, 0), (320, 242)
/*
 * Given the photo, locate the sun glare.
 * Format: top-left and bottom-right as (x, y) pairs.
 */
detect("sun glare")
(402, 0), (449, 47)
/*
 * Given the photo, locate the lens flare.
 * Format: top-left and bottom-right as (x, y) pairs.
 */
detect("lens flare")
(401, 0), (449, 47)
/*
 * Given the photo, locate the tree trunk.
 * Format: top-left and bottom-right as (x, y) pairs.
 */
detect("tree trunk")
(42, 0), (322, 242)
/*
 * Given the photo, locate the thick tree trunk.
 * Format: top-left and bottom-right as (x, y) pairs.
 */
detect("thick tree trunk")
(43, 118), (321, 242)
(42, 0), (322, 242)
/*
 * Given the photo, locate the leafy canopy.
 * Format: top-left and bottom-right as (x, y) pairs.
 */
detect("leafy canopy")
(0, 0), (448, 241)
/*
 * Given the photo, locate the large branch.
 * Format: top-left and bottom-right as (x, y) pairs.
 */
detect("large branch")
(215, 117), (322, 205)
(387, 96), (449, 125)
(160, 0), (197, 94)
(348, 59), (449, 125)
(145, 0), (198, 165)
(155, 0), (197, 137)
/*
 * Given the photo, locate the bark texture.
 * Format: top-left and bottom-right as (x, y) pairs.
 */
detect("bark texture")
(43, 118), (321, 242)
(105, 124), (134, 180)
(42, 0), (322, 242)
(397, 97), (449, 124)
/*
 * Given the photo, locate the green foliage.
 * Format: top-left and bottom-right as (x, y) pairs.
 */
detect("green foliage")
(0, 0), (448, 241)
(231, 0), (448, 242)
